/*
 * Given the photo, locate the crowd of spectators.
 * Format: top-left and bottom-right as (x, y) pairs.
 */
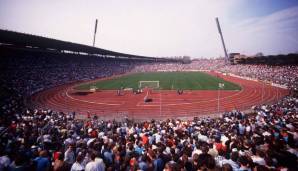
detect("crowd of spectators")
(0, 53), (149, 97)
(132, 59), (225, 72)
(0, 94), (297, 171)
(219, 65), (298, 90)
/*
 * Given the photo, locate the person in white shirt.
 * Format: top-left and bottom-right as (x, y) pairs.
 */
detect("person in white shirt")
(64, 146), (75, 165)
(154, 133), (161, 144)
(71, 154), (85, 171)
(219, 152), (239, 171)
(85, 153), (104, 171)
(94, 156), (105, 171)
(192, 144), (202, 157)
(251, 150), (266, 166)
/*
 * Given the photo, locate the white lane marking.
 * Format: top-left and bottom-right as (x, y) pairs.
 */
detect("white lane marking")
(66, 89), (124, 106)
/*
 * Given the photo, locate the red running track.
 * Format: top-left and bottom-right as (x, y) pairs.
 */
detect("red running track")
(29, 72), (289, 120)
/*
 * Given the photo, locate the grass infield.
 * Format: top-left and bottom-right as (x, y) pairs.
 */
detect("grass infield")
(75, 72), (241, 90)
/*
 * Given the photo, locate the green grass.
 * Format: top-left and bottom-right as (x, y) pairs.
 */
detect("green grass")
(75, 72), (241, 90)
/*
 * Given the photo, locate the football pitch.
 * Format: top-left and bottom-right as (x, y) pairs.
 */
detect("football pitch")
(75, 72), (241, 90)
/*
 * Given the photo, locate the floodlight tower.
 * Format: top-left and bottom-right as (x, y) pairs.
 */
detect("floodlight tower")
(215, 17), (229, 63)
(92, 19), (98, 47)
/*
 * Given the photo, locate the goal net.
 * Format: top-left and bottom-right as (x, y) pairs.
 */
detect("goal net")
(139, 81), (160, 89)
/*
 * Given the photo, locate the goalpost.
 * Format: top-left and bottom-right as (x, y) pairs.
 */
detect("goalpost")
(139, 81), (160, 89)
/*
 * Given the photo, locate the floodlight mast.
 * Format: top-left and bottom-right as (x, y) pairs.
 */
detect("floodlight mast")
(215, 17), (229, 63)
(93, 19), (98, 47)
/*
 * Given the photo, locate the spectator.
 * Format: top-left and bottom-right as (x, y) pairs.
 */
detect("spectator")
(34, 151), (50, 171)
(53, 153), (68, 171)
(64, 146), (75, 166)
(85, 152), (103, 171)
(70, 154), (84, 171)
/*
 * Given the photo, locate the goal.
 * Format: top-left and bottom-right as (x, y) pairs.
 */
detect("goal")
(139, 81), (160, 89)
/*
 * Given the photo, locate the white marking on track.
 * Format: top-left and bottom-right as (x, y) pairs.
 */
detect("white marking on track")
(66, 89), (124, 106)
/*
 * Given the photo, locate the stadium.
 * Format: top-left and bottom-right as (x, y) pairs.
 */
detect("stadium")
(1, 1), (298, 171)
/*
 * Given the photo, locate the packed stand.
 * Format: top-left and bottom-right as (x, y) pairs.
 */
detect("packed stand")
(132, 59), (225, 72)
(219, 65), (298, 90)
(0, 93), (297, 171)
(0, 53), (147, 97)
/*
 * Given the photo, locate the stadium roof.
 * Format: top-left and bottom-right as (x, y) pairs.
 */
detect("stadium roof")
(0, 29), (171, 61)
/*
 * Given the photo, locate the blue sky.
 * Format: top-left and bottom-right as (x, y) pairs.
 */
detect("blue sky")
(0, 0), (297, 58)
(229, 0), (298, 19)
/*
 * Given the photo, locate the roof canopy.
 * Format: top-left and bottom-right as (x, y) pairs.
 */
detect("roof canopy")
(0, 29), (170, 61)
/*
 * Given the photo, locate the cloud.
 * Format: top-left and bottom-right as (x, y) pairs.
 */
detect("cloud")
(226, 5), (298, 55)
